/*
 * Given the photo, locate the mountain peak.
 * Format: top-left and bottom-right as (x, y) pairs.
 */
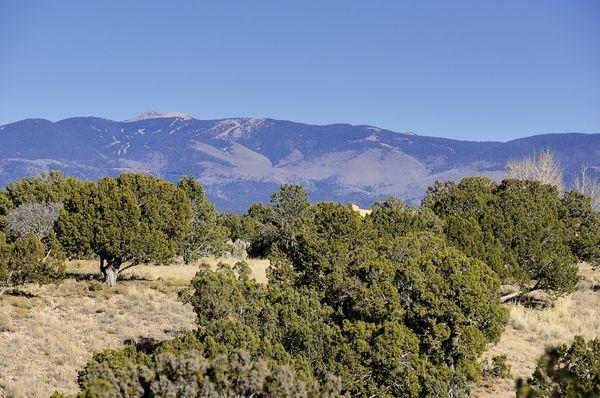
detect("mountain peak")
(126, 111), (193, 122)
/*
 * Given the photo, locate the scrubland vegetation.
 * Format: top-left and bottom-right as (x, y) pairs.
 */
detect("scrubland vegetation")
(0, 153), (599, 397)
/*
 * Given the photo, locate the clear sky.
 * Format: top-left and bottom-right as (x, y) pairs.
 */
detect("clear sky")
(1, 1), (599, 141)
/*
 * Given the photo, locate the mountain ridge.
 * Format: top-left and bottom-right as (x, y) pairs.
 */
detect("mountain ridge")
(0, 115), (598, 212)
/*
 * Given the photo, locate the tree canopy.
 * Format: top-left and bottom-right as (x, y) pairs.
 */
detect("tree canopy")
(55, 174), (191, 285)
(177, 176), (228, 263)
(78, 201), (508, 397)
(3, 172), (599, 396)
(245, 184), (312, 257)
(0, 231), (65, 296)
(422, 177), (585, 296)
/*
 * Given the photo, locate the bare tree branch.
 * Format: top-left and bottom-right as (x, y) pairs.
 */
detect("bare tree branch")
(506, 148), (564, 191)
(572, 165), (600, 211)
(4, 202), (63, 240)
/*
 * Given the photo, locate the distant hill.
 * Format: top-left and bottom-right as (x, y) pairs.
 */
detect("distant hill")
(0, 113), (598, 212)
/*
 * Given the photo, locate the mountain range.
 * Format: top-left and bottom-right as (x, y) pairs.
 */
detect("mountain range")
(1, 112), (598, 212)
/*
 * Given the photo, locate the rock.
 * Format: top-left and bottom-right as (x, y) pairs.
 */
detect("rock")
(519, 289), (553, 309)
(500, 284), (520, 296)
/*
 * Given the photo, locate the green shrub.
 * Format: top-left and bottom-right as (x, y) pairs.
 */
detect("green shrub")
(78, 345), (151, 389)
(76, 199), (507, 397)
(0, 232), (65, 296)
(76, 348), (340, 397)
(516, 336), (600, 398)
(245, 185), (311, 258)
(177, 176), (229, 263)
(368, 197), (444, 238)
(87, 280), (104, 292)
(560, 191), (600, 268)
(482, 355), (512, 379)
(186, 202), (506, 396)
(0, 190), (11, 230)
(423, 177), (582, 296)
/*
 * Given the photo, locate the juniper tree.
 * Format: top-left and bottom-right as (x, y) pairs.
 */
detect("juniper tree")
(77, 347), (342, 397)
(58, 174), (191, 285)
(0, 190), (11, 230)
(5, 171), (97, 259)
(201, 203), (506, 396)
(73, 199), (508, 397)
(423, 176), (580, 296)
(249, 184), (311, 257)
(560, 191), (600, 267)
(177, 176), (228, 263)
(5, 170), (71, 205)
(218, 211), (259, 243)
(368, 197), (444, 238)
(0, 232), (65, 296)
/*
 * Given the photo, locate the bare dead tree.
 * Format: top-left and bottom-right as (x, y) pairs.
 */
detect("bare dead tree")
(4, 202), (63, 240)
(506, 148), (565, 191)
(573, 165), (600, 211)
(223, 239), (250, 260)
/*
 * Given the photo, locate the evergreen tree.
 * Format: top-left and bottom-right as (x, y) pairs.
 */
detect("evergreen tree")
(5, 170), (73, 205)
(59, 174), (191, 285)
(560, 191), (600, 267)
(4, 171), (98, 259)
(0, 232), (65, 296)
(249, 185), (311, 257)
(0, 190), (12, 230)
(177, 176), (228, 263)
(423, 176), (580, 296)
(76, 201), (508, 397)
(369, 197), (444, 238)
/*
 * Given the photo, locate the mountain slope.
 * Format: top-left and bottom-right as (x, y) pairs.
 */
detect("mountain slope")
(0, 114), (598, 212)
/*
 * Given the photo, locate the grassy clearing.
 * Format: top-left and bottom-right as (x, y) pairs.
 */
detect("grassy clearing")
(0, 257), (269, 397)
(474, 263), (600, 397)
(66, 257), (270, 285)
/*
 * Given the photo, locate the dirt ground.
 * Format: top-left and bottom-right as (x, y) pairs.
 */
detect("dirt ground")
(0, 257), (269, 397)
(473, 263), (600, 397)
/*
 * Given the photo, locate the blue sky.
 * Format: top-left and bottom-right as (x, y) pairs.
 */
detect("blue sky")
(1, 1), (598, 141)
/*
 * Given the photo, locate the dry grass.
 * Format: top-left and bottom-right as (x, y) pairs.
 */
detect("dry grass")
(0, 257), (269, 397)
(1, 257), (596, 397)
(474, 263), (600, 397)
(66, 257), (270, 285)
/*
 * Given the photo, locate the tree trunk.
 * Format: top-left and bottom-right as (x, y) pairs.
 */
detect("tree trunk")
(99, 257), (106, 281)
(104, 265), (119, 287)
(500, 291), (521, 303)
(0, 283), (10, 297)
(100, 258), (120, 286)
(0, 270), (14, 297)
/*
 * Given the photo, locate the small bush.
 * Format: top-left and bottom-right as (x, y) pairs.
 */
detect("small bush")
(87, 280), (103, 292)
(0, 232), (65, 296)
(482, 355), (512, 379)
(76, 347), (339, 397)
(517, 336), (600, 397)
